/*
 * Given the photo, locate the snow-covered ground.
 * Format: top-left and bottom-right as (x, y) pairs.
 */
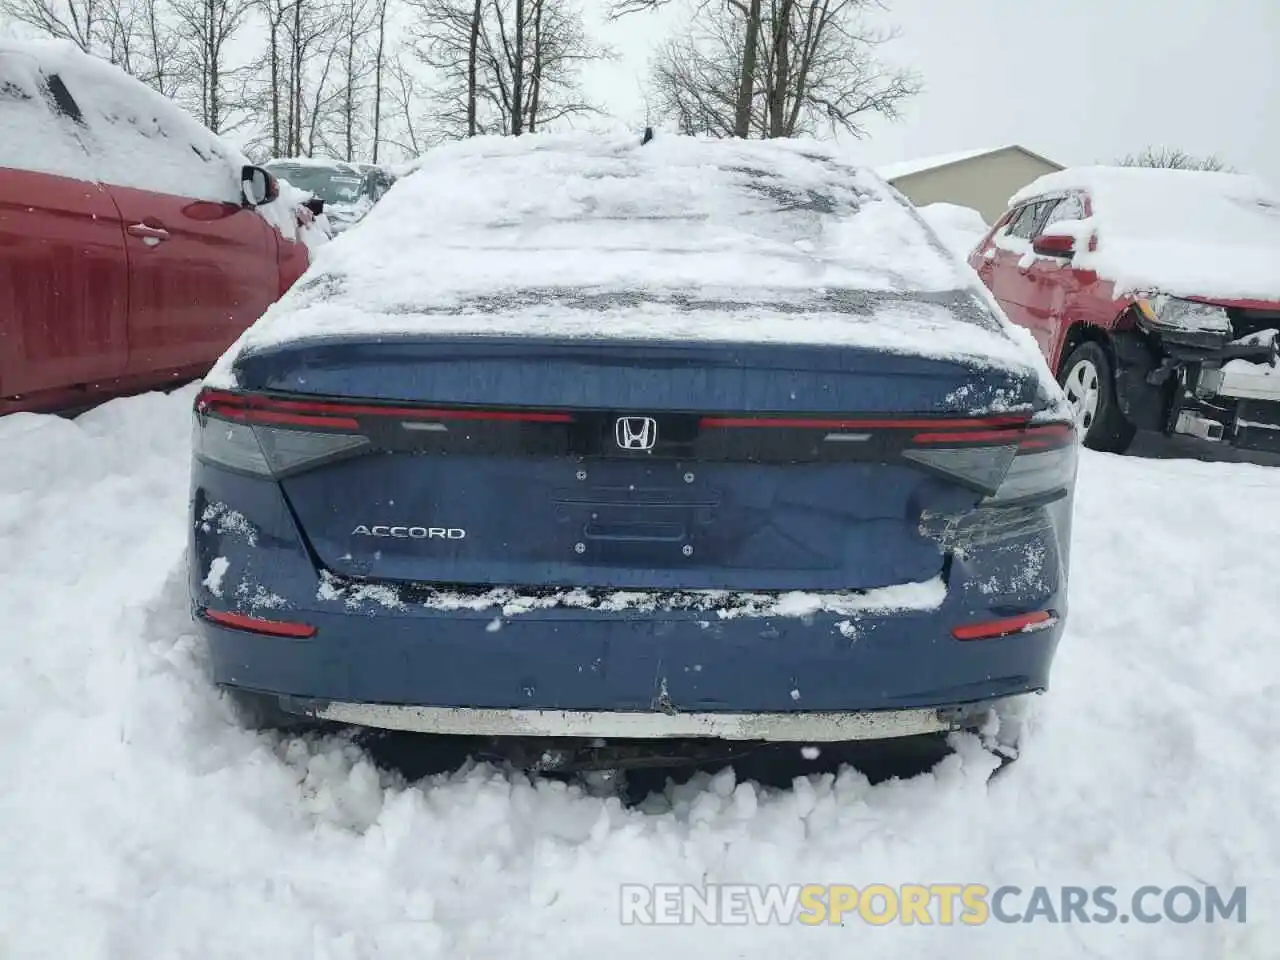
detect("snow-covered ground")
(1, 387), (1277, 958)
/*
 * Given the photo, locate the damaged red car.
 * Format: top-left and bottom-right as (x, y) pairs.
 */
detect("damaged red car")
(971, 166), (1280, 453)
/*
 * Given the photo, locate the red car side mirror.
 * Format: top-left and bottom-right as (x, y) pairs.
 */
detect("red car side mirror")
(240, 165), (280, 207)
(1032, 232), (1075, 257)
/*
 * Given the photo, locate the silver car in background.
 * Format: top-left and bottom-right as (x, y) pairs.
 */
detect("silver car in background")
(263, 157), (395, 234)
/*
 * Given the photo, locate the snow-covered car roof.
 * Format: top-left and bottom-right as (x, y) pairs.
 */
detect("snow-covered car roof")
(1011, 165), (1280, 302)
(0, 39), (322, 247)
(209, 133), (1056, 385)
(266, 157), (365, 174)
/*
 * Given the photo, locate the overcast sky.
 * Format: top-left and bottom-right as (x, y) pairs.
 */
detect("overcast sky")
(584, 0), (1280, 178)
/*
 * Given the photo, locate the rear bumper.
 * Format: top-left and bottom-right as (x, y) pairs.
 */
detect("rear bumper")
(191, 464), (1071, 737)
(197, 598), (1064, 721)
(271, 700), (995, 741)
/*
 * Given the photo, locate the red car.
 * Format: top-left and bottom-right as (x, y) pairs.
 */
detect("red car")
(970, 166), (1280, 453)
(0, 40), (322, 416)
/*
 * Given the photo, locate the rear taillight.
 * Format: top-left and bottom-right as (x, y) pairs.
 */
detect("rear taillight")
(697, 413), (1075, 497)
(193, 388), (574, 478)
(194, 390), (372, 478)
(194, 388), (1078, 497)
(904, 421), (1077, 501)
(983, 424), (1077, 505)
(914, 420), (1077, 553)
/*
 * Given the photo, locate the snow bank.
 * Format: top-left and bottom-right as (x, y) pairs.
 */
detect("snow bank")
(1010, 166), (1280, 301)
(917, 202), (990, 261)
(1, 387), (1277, 958)
(0, 39), (318, 246)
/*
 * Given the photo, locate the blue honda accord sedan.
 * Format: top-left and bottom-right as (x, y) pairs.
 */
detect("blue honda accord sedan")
(188, 133), (1077, 761)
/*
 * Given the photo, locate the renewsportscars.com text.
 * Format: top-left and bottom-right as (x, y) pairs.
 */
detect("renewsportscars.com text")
(620, 883), (1247, 926)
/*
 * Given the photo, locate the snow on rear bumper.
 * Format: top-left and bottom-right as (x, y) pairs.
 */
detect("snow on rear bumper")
(281, 701), (979, 741)
(196, 592), (1064, 720)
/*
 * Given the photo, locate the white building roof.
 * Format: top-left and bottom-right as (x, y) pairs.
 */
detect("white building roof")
(876, 145), (1062, 182)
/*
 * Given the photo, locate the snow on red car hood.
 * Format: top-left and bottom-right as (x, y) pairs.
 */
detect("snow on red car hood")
(1012, 165), (1280, 303)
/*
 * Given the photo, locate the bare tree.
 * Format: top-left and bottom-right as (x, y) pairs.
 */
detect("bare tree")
(6, 0), (401, 163)
(607, 0), (664, 17)
(6, 0), (181, 91)
(649, 22), (739, 138)
(382, 48), (430, 154)
(256, 0), (292, 156)
(167, 0), (255, 132)
(135, 0), (185, 95)
(1117, 146), (1232, 172)
(612, 0), (756, 138)
(730, 0), (760, 136)
(369, 0), (389, 159)
(260, 0), (398, 161)
(280, 0), (344, 154)
(409, 0), (484, 137)
(98, 0), (142, 70)
(329, 0), (375, 159)
(500, 0), (524, 134)
(650, 0), (919, 140)
(1, 0), (104, 52)
(465, 0), (480, 135)
(242, 0), (338, 157)
(410, 0), (607, 139)
(2, 0), (188, 98)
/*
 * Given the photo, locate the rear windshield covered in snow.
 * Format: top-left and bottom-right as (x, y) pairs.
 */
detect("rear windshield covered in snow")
(245, 136), (984, 315)
(326, 286), (1001, 327)
(207, 134), (1053, 383)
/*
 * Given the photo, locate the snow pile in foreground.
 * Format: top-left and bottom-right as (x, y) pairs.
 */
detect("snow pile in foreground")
(1, 387), (1277, 958)
(917, 203), (990, 261)
(1011, 165), (1280, 301)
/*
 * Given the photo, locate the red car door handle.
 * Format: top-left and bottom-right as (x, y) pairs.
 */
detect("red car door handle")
(127, 223), (170, 245)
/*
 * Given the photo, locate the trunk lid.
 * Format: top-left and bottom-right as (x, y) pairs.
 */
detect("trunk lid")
(232, 335), (1046, 592)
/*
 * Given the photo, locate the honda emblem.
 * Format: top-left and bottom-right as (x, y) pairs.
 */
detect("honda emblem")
(615, 416), (658, 451)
